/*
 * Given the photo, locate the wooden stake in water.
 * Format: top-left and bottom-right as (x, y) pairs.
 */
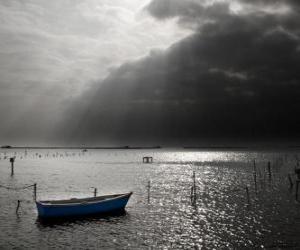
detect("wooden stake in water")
(193, 171), (196, 195)
(253, 160), (257, 173)
(295, 180), (299, 200)
(267, 161), (272, 180)
(10, 157), (15, 176)
(253, 173), (257, 194)
(190, 186), (194, 202)
(147, 180), (151, 204)
(296, 180), (300, 201)
(94, 188), (97, 197)
(288, 174), (293, 189)
(33, 183), (37, 201)
(253, 160), (257, 194)
(16, 200), (21, 214)
(245, 186), (250, 205)
(191, 171), (197, 205)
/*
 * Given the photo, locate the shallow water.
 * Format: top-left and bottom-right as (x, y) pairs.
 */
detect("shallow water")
(0, 148), (300, 249)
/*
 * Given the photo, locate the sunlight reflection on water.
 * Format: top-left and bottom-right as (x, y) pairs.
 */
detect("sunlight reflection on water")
(0, 148), (300, 249)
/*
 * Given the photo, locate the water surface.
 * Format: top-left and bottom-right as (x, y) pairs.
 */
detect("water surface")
(0, 149), (299, 249)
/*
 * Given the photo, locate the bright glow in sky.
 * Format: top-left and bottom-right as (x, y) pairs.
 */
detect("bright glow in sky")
(0, 0), (191, 144)
(0, 0), (190, 98)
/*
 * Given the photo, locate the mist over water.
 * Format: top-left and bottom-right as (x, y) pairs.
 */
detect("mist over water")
(0, 148), (299, 249)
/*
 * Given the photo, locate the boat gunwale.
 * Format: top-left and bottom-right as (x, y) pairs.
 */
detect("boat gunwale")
(36, 192), (132, 207)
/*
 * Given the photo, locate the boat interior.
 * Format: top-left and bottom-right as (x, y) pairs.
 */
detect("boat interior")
(38, 192), (132, 205)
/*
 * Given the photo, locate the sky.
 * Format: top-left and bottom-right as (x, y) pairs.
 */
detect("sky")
(0, 0), (300, 146)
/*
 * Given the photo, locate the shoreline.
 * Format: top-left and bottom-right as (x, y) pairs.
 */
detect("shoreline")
(1, 145), (300, 151)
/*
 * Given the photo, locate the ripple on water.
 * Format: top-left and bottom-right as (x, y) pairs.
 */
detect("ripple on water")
(0, 149), (300, 249)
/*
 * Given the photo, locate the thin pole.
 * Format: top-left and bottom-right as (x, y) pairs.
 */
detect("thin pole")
(253, 160), (256, 173)
(267, 161), (272, 180)
(11, 162), (14, 176)
(253, 159), (257, 194)
(147, 180), (151, 204)
(192, 171), (196, 205)
(33, 183), (37, 201)
(16, 200), (21, 214)
(190, 186), (194, 202)
(296, 181), (299, 201)
(254, 173), (257, 194)
(10, 157), (15, 176)
(94, 188), (97, 197)
(288, 174), (293, 190)
(245, 186), (250, 205)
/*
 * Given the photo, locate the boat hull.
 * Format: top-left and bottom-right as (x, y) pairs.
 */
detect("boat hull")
(36, 192), (132, 219)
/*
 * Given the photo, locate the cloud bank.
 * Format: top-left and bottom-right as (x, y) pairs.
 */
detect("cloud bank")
(0, 0), (189, 145)
(59, 0), (300, 146)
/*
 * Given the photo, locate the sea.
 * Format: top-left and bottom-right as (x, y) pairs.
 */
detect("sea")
(0, 148), (300, 249)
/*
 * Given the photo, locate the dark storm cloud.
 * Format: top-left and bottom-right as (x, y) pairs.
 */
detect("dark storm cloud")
(146, 0), (230, 29)
(146, 0), (229, 20)
(240, 0), (299, 5)
(61, 0), (300, 145)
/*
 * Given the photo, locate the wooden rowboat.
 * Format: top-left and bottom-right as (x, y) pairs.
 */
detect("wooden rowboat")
(36, 192), (132, 219)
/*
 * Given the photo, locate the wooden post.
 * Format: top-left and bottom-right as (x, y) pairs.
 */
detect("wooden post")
(267, 161), (272, 180)
(192, 171), (196, 205)
(190, 186), (194, 202)
(253, 160), (256, 173)
(147, 180), (151, 203)
(288, 174), (293, 189)
(253, 173), (257, 194)
(296, 181), (299, 200)
(16, 200), (21, 214)
(94, 188), (97, 197)
(245, 186), (250, 205)
(263, 168), (266, 188)
(33, 183), (37, 201)
(295, 168), (300, 180)
(143, 156), (153, 164)
(193, 171), (196, 197)
(10, 157), (15, 176)
(253, 159), (257, 194)
(11, 161), (14, 176)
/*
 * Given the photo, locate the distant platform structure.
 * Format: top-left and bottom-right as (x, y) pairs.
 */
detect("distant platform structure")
(1, 145), (12, 149)
(143, 156), (153, 164)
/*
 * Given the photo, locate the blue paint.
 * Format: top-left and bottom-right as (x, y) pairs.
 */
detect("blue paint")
(36, 192), (132, 218)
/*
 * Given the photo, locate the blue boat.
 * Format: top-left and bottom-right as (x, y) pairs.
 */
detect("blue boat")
(36, 192), (132, 219)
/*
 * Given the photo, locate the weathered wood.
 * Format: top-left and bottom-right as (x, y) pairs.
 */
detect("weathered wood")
(245, 186), (250, 204)
(295, 168), (300, 180)
(147, 180), (151, 203)
(288, 174), (293, 189)
(267, 161), (272, 180)
(33, 183), (37, 201)
(254, 173), (257, 194)
(16, 200), (21, 214)
(190, 186), (194, 202)
(143, 157), (153, 163)
(296, 181), (300, 201)
(191, 171), (197, 206)
(10, 157), (15, 176)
